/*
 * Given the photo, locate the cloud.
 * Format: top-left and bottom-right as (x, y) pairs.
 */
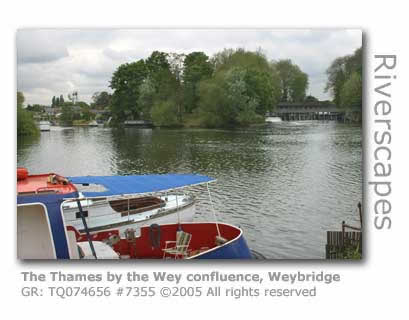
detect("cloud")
(16, 29), (361, 105)
(17, 30), (69, 64)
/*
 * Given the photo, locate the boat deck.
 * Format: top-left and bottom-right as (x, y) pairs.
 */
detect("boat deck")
(72, 222), (242, 259)
(17, 173), (77, 195)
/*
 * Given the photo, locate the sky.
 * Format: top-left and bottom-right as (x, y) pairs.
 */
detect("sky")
(16, 29), (362, 106)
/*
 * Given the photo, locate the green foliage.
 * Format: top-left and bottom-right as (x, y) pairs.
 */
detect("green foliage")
(340, 72), (362, 111)
(197, 77), (228, 128)
(81, 108), (94, 121)
(183, 52), (213, 113)
(110, 59), (148, 123)
(325, 47), (362, 109)
(76, 101), (90, 109)
(91, 91), (112, 109)
(151, 99), (181, 127)
(108, 48), (308, 128)
(137, 78), (156, 120)
(305, 95), (319, 103)
(145, 51), (174, 96)
(212, 48), (271, 73)
(60, 105), (74, 126)
(198, 49), (282, 127)
(17, 92), (39, 136)
(274, 59), (309, 102)
(198, 67), (265, 127)
(343, 243), (361, 259)
(26, 104), (45, 112)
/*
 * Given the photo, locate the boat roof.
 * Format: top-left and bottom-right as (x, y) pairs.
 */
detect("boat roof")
(68, 174), (215, 198)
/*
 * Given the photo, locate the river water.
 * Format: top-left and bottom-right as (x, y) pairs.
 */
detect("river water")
(17, 121), (361, 259)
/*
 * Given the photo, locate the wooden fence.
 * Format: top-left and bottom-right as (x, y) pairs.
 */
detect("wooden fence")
(325, 203), (362, 259)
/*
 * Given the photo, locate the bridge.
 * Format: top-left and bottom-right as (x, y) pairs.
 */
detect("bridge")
(269, 102), (345, 121)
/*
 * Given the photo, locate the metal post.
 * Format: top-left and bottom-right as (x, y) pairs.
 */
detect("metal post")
(127, 197), (130, 221)
(76, 199), (97, 259)
(207, 183), (221, 237)
(176, 194), (181, 225)
(358, 202), (362, 230)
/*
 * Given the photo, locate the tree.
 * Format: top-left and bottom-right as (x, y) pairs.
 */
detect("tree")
(151, 99), (180, 127)
(110, 59), (148, 122)
(340, 72), (362, 111)
(198, 66), (266, 127)
(183, 52), (213, 113)
(274, 59), (309, 102)
(55, 97), (60, 106)
(17, 91), (24, 109)
(145, 51), (173, 95)
(290, 69), (309, 102)
(52, 96), (56, 107)
(166, 52), (185, 121)
(60, 94), (65, 105)
(305, 95), (319, 103)
(76, 101), (90, 109)
(26, 104), (45, 112)
(81, 108), (94, 121)
(60, 105), (74, 126)
(137, 78), (156, 120)
(197, 49), (281, 127)
(325, 47), (362, 108)
(17, 92), (39, 136)
(91, 91), (112, 109)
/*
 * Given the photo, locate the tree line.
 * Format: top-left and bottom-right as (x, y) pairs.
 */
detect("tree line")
(325, 46), (362, 120)
(109, 48), (310, 127)
(17, 92), (39, 136)
(17, 46), (362, 136)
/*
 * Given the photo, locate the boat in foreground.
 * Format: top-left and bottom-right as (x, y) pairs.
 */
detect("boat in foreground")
(21, 172), (196, 234)
(17, 169), (255, 259)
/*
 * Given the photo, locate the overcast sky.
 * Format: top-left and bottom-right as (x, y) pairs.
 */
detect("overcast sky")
(17, 29), (361, 106)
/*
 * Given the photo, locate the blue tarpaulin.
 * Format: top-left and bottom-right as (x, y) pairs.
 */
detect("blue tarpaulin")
(68, 174), (215, 198)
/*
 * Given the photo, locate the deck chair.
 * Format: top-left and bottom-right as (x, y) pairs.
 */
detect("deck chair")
(162, 230), (192, 259)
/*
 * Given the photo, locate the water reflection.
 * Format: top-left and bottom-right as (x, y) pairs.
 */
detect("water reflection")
(17, 122), (362, 259)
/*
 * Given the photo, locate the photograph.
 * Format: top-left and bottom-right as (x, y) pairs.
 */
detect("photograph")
(16, 29), (362, 260)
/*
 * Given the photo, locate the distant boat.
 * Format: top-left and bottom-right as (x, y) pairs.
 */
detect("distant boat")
(38, 120), (51, 131)
(265, 117), (282, 123)
(124, 120), (153, 128)
(88, 120), (98, 127)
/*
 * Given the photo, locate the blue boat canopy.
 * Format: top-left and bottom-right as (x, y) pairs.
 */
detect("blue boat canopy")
(68, 174), (215, 198)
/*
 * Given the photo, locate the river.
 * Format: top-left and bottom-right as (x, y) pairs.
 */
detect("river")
(17, 121), (362, 259)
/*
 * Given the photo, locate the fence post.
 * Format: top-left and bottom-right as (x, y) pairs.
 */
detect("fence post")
(358, 202), (362, 230)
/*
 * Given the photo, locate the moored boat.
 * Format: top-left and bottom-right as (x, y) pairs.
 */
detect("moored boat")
(64, 174), (198, 234)
(38, 120), (51, 131)
(16, 169), (256, 259)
